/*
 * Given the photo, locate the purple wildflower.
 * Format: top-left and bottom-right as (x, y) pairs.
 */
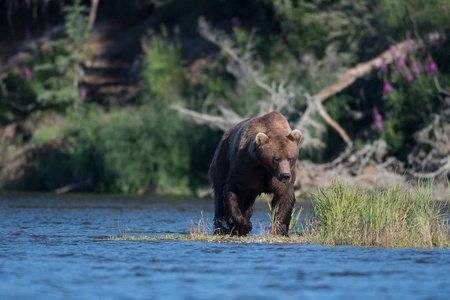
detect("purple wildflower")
(23, 68), (32, 79)
(380, 61), (387, 72)
(375, 120), (383, 131)
(80, 89), (87, 101)
(406, 71), (414, 83)
(55, 116), (61, 126)
(390, 47), (396, 57)
(232, 25), (238, 31)
(397, 58), (405, 68)
(411, 61), (421, 75)
(426, 53), (438, 74)
(405, 39), (412, 51)
(25, 29), (31, 39)
(375, 114), (382, 122)
(429, 62), (438, 74)
(3, 89), (8, 97)
(383, 79), (393, 94)
(373, 107), (384, 132)
(208, 52), (217, 61)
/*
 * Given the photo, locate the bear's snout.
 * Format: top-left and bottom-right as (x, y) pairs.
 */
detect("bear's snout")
(279, 173), (291, 183)
(276, 160), (292, 183)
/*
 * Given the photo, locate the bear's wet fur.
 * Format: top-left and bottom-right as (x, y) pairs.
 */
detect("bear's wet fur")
(209, 111), (302, 236)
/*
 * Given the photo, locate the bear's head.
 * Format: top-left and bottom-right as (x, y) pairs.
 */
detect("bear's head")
(254, 129), (302, 183)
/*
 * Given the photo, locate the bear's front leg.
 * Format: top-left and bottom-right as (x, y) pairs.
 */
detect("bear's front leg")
(270, 189), (296, 236)
(224, 191), (252, 235)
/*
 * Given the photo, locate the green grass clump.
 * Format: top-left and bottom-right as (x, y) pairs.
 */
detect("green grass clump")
(308, 180), (450, 248)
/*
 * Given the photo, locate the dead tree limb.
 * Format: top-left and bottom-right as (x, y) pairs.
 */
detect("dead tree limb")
(171, 105), (243, 131)
(198, 17), (294, 114)
(88, 0), (100, 30)
(410, 158), (450, 179)
(434, 76), (450, 97)
(408, 115), (450, 179)
(315, 97), (352, 146)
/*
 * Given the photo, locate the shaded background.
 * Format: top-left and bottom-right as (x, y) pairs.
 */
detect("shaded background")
(0, 0), (449, 194)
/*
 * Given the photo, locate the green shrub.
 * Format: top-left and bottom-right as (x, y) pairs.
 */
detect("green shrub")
(30, 104), (194, 193)
(376, 0), (450, 35)
(142, 35), (184, 100)
(0, 0), (90, 118)
(96, 105), (191, 193)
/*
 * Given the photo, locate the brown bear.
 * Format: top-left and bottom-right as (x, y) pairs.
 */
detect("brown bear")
(209, 111), (302, 236)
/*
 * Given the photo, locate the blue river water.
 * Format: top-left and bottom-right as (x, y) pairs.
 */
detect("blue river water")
(1, 194), (449, 300)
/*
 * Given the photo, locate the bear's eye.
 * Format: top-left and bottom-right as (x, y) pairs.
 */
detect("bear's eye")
(288, 157), (295, 164)
(273, 157), (281, 164)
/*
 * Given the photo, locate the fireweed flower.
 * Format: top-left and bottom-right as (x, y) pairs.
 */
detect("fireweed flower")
(383, 78), (393, 94)
(55, 116), (61, 126)
(3, 89), (8, 97)
(429, 61), (438, 74)
(373, 107), (384, 132)
(426, 53), (438, 74)
(23, 68), (32, 79)
(207, 52), (216, 61)
(405, 39), (412, 51)
(390, 47), (396, 57)
(80, 89), (87, 101)
(405, 70), (414, 83)
(397, 58), (405, 68)
(380, 61), (387, 72)
(411, 60), (421, 75)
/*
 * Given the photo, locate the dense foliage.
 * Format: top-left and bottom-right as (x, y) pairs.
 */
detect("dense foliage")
(0, 0), (449, 193)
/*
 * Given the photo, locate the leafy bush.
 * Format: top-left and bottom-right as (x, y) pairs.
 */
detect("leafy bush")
(376, 0), (450, 35)
(377, 39), (449, 158)
(0, 0), (90, 121)
(32, 0), (90, 107)
(96, 105), (191, 193)
(273, 0), (370, 61)
(31, 104), (193, 193)
(142, 35), (184, 101)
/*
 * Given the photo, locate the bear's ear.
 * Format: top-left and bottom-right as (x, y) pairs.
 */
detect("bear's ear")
(288, 129), (302, 144)
(255, 132), (269, 146)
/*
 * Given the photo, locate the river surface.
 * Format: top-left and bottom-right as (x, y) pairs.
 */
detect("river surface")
(1, 194), (450, 300)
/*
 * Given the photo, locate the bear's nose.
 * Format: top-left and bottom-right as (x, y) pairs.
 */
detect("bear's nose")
(280, 173), (291, 183)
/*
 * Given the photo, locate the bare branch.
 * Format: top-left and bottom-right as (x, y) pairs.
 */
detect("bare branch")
(410, 158), (450, 179)
(171, 104), (243, 131)
(434, 76), (450, 97)
(199, 17), (274, 95)
(88, 0), (100, 30)
(315, 97), (352, 146)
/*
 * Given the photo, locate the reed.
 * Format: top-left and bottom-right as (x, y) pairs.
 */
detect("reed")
(306, 180), (450, 248)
